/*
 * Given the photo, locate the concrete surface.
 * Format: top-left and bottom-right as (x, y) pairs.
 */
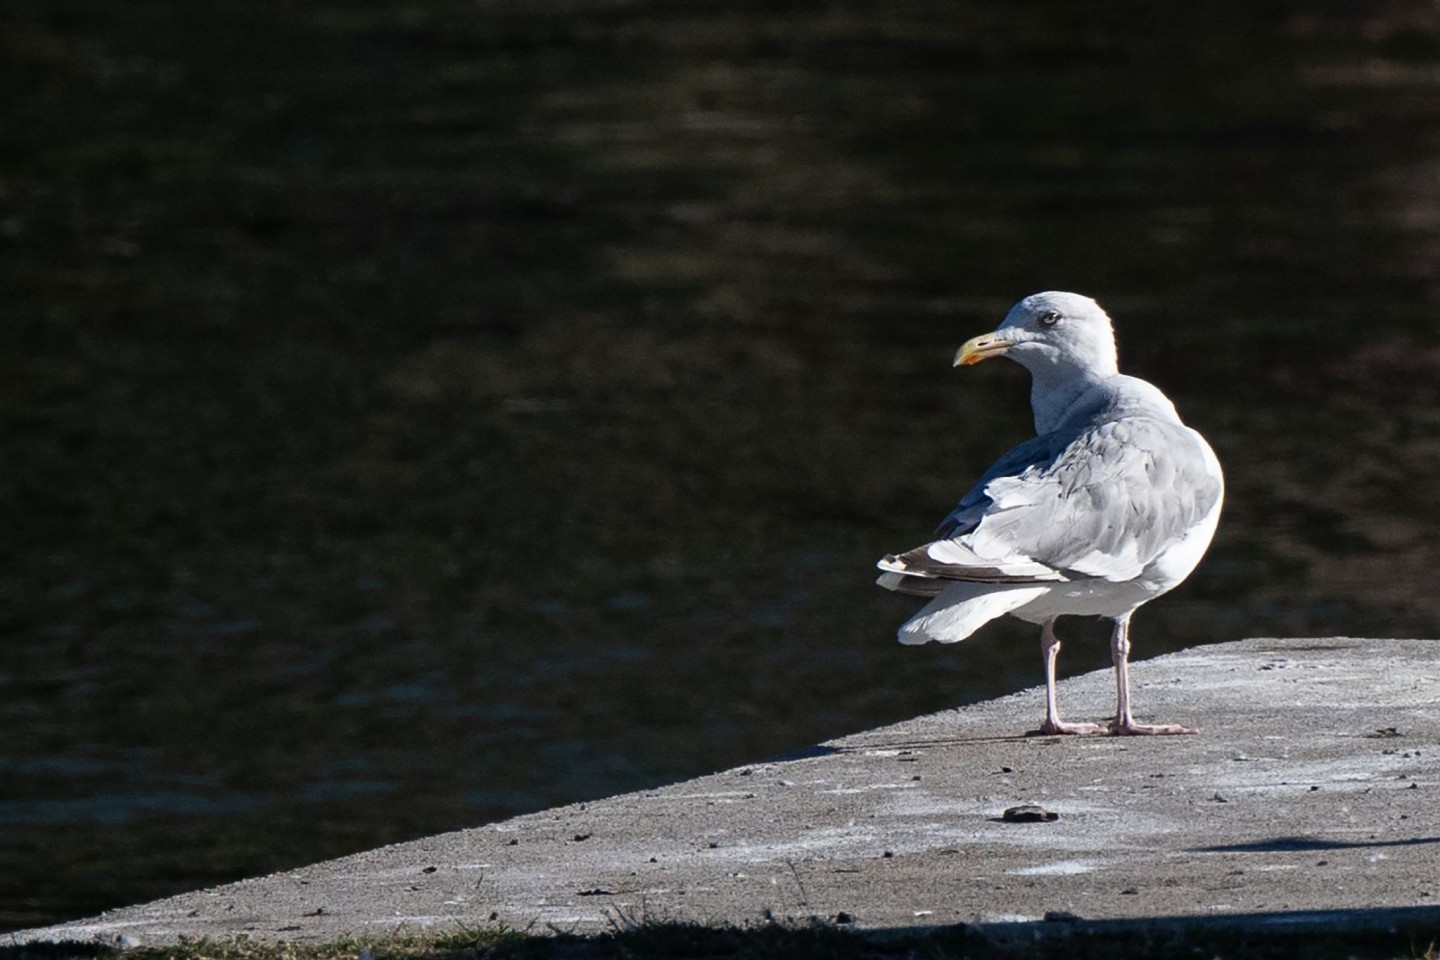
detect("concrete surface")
(14, 636), (1440, 946)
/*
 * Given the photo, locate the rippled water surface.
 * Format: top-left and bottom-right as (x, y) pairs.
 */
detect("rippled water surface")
(4, 0), (1440, 932)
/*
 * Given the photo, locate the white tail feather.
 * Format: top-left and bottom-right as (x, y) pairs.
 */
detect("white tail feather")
(898, 582), (1049, 645)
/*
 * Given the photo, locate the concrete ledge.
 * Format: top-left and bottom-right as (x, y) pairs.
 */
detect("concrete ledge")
(15, 637), (1440, 946)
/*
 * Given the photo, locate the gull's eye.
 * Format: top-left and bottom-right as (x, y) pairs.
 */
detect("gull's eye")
(1039, 310), (1062, 327)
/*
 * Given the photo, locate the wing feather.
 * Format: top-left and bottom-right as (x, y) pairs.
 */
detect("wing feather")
(879, 414), (1222, 588)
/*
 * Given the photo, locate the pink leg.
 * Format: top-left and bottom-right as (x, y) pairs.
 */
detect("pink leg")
(1036, 620), (1105, 735)
(1108, 614), (1196, 736)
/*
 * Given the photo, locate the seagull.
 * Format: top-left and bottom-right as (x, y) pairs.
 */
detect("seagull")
(877, 292), (1223, 735)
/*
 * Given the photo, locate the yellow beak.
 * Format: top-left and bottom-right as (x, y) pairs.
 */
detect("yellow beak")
(954, 333), (1010, 366)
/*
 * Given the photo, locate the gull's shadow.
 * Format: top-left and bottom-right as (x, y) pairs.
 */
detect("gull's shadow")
(1193, 835), (1440, 854)
(769, 732), (1042, 762)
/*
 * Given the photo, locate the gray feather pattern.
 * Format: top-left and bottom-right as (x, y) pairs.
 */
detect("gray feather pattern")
(913, 394), (1221, 583)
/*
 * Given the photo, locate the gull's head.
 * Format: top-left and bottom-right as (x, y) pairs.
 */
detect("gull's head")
(955, 291), (1119, 378)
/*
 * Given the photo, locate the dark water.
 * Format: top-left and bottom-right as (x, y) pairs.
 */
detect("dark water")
(4, 0), (1440, 932)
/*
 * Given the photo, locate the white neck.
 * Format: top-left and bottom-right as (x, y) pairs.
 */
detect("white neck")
(1025, 353), (1118, 434)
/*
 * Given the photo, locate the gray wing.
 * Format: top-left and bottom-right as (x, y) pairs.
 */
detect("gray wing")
(934, 432), (1063, 540)
(884, 416), (1222, 585)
